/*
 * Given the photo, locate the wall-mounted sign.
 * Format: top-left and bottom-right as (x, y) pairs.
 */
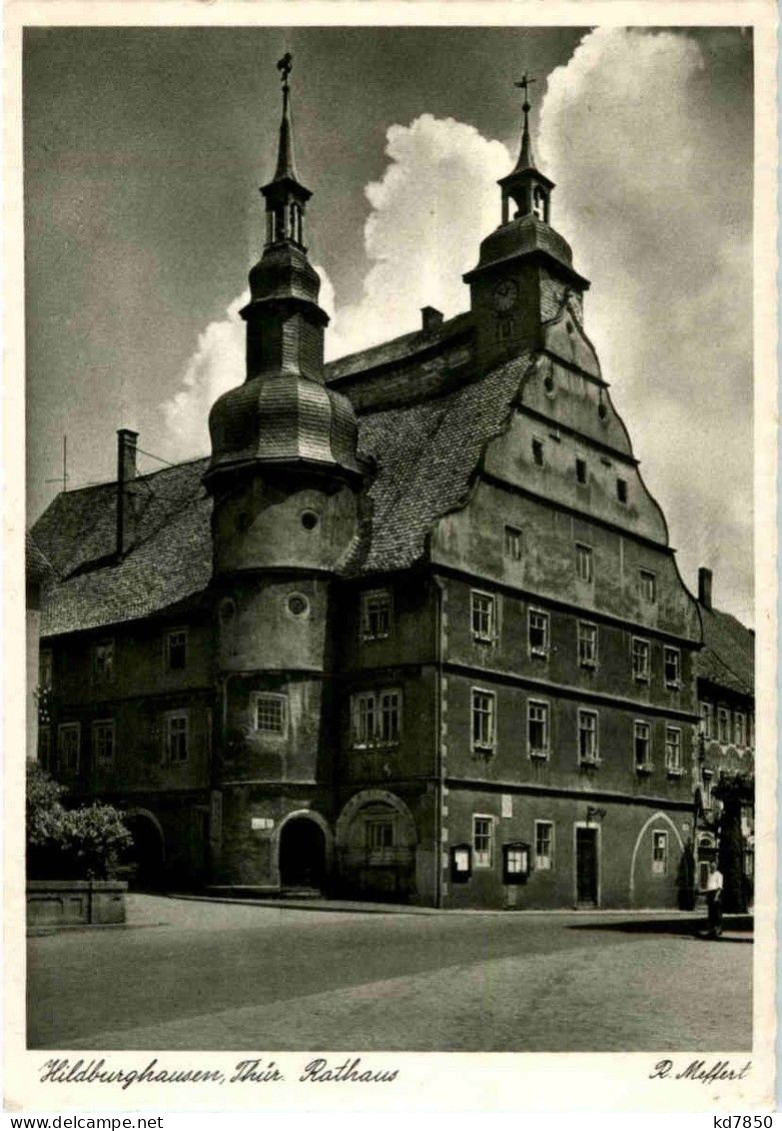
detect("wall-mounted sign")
(450, 843), (472, 883)
(501, 794), (513, 818)
(251, 817), (274, 831)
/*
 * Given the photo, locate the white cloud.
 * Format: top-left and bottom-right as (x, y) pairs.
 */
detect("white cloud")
(539, 28), (752, 621)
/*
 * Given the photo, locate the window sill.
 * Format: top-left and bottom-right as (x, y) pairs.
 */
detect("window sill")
(472, 746), (495, 759)
(579, 661), (597, 671)
(666, 768), (684, 779)
(472, 635), (495, 646)
(353, 741), (400, 751)
(579, 757), (602, 768)
(362, 634), (390, 643)
(529, 649), (549, 660)
(633, 675), (650, 685)
(636, 763), (654, 775)
(665, 682), (681, 691)
(529, 750), (549, 761)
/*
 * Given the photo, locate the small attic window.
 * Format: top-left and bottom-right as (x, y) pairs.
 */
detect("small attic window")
(617, 478), (628, 504)
(532, 439), (544, 467)
(576, 458), (587, 485)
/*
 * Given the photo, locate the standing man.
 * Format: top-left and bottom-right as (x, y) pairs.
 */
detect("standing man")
(704, 861), (724, 938)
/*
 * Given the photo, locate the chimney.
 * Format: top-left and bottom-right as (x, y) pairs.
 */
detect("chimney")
(421, 306), (444, 333)
(698, 566), (713, 609)
(116, 429), (139, 559)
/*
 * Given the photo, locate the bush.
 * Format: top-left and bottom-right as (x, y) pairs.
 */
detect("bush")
(26, 761), (132, 880)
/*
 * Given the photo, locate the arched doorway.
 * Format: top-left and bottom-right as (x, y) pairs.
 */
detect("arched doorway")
(335, 790), (418, 902)
(124, 810), (165, 891)
(278, 815), (327, 891)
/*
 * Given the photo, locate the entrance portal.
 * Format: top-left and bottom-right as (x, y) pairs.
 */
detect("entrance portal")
(279, 816), (327, 890)
(575, 827), (598, 906)
(125, 812), (165, 891)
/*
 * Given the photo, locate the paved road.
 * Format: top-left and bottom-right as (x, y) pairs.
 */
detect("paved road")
(27, 896), (752, 1051)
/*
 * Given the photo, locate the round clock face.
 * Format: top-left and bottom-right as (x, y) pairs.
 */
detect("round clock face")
(493, 280), (518, 311)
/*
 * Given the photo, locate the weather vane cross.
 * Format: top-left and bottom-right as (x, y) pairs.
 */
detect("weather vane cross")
(277, 52), (293, 88)
(514, 72), (536, 110)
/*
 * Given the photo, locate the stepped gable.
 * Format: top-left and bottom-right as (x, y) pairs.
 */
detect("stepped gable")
(30, 459), (212, 637)
(697, 603), (754, 696)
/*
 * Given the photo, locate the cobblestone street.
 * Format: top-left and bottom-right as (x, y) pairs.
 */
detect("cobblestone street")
(27, 895), (752, 1052)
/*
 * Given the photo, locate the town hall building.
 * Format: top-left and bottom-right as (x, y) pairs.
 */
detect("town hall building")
(30, 60), (730, 909)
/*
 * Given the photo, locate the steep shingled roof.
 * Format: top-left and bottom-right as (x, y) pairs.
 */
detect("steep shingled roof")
(30, 353), (534, 636)
(31, 459), (212, 637)
(325, 311), (472, 384)
(696, 603), (754, 698)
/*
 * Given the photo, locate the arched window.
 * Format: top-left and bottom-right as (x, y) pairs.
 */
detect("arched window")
(533, 187), (547, 221)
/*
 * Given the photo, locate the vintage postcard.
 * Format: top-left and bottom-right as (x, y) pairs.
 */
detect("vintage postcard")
(4, 0), (777, 1114)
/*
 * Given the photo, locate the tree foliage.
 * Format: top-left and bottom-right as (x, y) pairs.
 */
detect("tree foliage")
(26, 760), (132, 880)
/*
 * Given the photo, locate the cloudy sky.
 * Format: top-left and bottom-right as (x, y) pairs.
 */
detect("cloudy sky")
(23, 25), (753, 623)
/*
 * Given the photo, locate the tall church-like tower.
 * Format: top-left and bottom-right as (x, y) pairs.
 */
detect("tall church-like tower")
(205, 56), (364, 889)
(464, 74), (590, 367)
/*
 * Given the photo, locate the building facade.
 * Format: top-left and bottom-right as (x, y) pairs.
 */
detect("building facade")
(30, 63), (710, 908)
(692, 567), (755, 895)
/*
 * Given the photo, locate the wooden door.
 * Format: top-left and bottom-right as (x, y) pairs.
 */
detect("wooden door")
(576, 827), (598, 906)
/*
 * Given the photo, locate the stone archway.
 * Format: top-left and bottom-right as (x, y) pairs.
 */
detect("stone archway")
(124, 808), (165, 891)
(629, 810), (685, 907)
(335, 790), (418, 902)
(271, 809), (333, 891)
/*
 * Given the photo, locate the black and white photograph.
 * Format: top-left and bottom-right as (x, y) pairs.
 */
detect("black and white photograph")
(7, 6), (777, 1114)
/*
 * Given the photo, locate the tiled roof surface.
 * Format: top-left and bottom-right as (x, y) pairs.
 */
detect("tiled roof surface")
(349, 352), (533, 574)
(696, 603), (754, 698)
(26, 531), (57, 584)
(325, 311), (472, 383)
(32, 459), (212, 637)
(30, 350), (532, 635)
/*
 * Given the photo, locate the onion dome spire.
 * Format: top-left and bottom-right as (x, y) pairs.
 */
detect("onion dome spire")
(206, 53), (362, 485)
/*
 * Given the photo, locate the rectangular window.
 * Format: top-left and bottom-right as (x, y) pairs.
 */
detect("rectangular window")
(166, 713), (189, 763)
(351, 689), (401, 747)
(535, 820), (554, 870)
(379, 690), (400, 744)
(634, 720), (651, 770)
(639, 569), (657, 603)
(578, 621), (598, 668)
(576, 458), (587, 485)
(617, 478), (628, 504)
(632, 637), (650, 682)
(664, 646), (681, 688)
(92, 639), (115, 682)
(665, 727), (682, 774)
(361, 590), (392, 641)
(652, 831), (668, 875)
(528, 609), (549, 657)
(254, 693), (288, 736)
(473, 815), (494, 868)
(472, 689), (496, 755)
(365, 818), (394, 851)
(471, 590), (495, 643)
(701, 702), (713, 738)
(575, 543), (593, 583)
(166, 630), (187, 672)
(532, 438), (544, 466)
(734, 712), (746, 747)
(578, 709), (599, 764)
(58, 723), (80, 775)
(39, 649), (53, 690)
(92, 720), (115, 765)
(353, 692), (376, 747)
(38, 725), (51, 771)
(717, 707), (730, 744)
(504, 525), (522, 561)
(527, 700), (550, 759)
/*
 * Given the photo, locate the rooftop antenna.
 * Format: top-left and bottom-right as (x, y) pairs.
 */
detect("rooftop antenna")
(45, 435), (68, 494)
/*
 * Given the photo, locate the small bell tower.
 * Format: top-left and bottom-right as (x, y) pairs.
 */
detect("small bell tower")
(463, 72), (589, 367)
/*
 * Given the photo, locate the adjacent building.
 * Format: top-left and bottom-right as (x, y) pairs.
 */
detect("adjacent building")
(693, 567), (755, 893)
(30, 62), (715, 908)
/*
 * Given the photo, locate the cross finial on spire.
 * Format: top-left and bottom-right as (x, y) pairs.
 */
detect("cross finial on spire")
(514, 72), (536, 113)
(277, 52), (293, 90)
